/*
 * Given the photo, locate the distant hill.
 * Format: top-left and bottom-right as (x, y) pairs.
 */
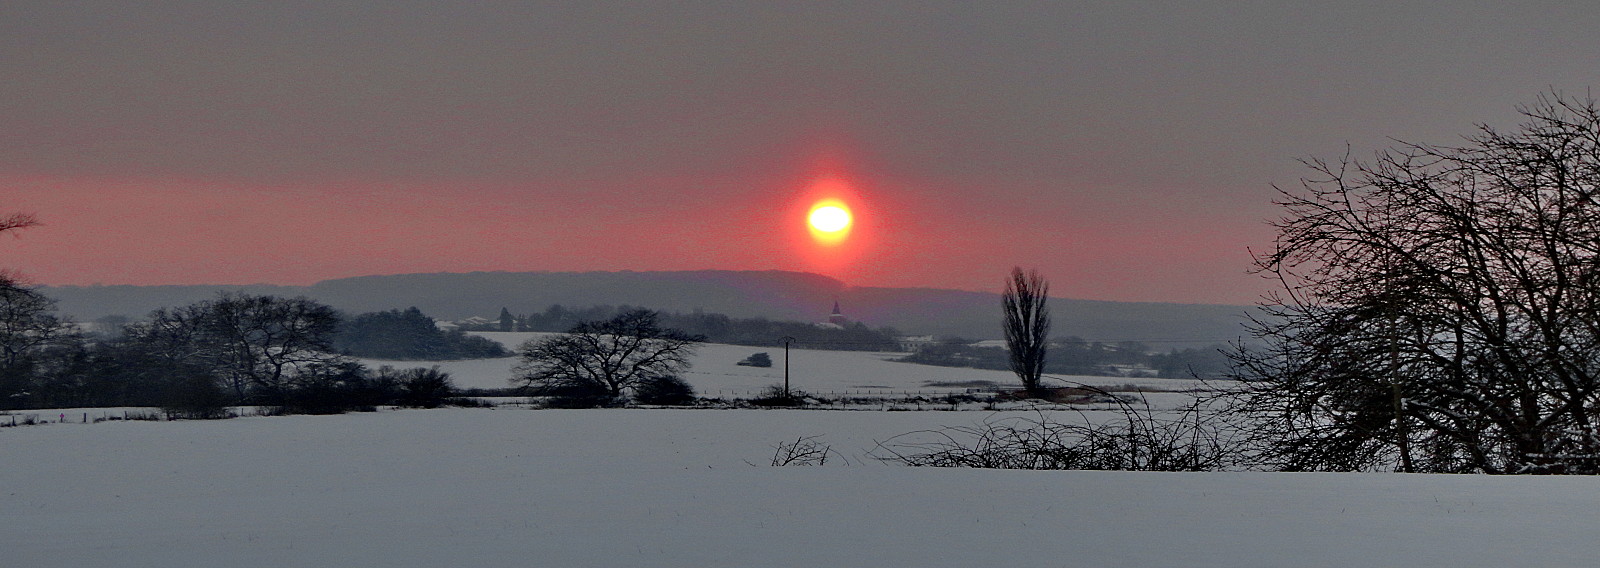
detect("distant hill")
(40, 270), (1256, 346)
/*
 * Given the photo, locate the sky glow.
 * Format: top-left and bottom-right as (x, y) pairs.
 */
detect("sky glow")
(3, 3), (1597, 303)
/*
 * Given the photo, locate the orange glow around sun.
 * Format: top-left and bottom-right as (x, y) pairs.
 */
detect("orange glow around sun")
(789, 173), (870, 281)
(807, 199), (852, 245)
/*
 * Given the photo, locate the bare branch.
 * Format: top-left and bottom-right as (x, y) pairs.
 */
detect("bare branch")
(1232, 90), (1600, 474)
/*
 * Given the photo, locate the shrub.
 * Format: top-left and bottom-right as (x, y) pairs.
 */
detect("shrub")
(749, 385), (808, 407)
(447, 396), (497, 408)
(538, 381), (624, 409)
(873, 392), (1238, 471)
(280, 361), (378, 415)
(767, 435), (836, 466)
(160, 368), (232, 420)
(633, 374), (696, 405)
(394, 366), (456, 408)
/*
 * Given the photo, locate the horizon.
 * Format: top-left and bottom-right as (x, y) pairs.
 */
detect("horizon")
(33, 267), (1259, 307)
(5, 3), (1597, 305)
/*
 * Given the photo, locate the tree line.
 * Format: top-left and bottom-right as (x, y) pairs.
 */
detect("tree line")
(333, 307), (507, 360)
(0, 284), (468, 415)
(896, 338), (1232, 379)
(470, 304), (904, 351)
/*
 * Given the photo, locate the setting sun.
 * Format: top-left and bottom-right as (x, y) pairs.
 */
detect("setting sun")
(808, 204), (851, 233)
(807, 200), (853, 246)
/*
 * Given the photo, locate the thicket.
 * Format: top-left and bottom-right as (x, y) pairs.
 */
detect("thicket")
(333, 307), (508, 360)
(872, 402), (1237, 471)
(896, 339), (1231, 379)
(0, 286), (467, 415)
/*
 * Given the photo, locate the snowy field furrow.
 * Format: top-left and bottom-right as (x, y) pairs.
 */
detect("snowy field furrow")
(1, 408), (1591, 567)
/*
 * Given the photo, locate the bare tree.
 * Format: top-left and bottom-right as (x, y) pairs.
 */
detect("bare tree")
(512, 309), (703, 405)
(0, 276), (66, 370)
(1232, 92), (1600, 474)
(0, 211), (38, 235)
(1002, 267), (1051, 395)
(0, 275), (76, 407)
(126, 303), (211, 367)
(203, 293), (345, 404)
(124, 293), (346, 405)
(0, 209), (44, 340)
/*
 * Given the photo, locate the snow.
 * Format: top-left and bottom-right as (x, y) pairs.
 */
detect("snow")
(3, 332), (1576, 566)
(363, 332), (1210, 396)
(2, 407), (1594, 567)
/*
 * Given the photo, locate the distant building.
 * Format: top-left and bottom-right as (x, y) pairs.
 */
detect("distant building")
(456, 316), (491, 328)
(813, 301), (850, 330)
(828, 301), (848, 327)
(896, 335), (937, 351)
(1106, 364), (1160, 378)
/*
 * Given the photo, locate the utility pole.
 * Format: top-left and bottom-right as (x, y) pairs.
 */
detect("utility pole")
(781, 336), (794, 398)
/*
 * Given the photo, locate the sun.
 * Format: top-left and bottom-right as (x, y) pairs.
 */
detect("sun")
(807, 200), (853, 246)
(808, 204), (852, 233)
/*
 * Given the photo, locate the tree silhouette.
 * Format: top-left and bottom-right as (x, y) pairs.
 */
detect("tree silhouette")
(512, 309), (703, 405)
(1233, 92), (1600, 474)
(1002, 267), (1051, 396)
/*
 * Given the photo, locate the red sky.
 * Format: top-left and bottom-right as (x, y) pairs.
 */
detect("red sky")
(4, 168), (1270, 303)
(4, 3), (1596, 304)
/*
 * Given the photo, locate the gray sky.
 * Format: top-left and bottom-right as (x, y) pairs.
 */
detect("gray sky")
(3, 1), (1597, 304)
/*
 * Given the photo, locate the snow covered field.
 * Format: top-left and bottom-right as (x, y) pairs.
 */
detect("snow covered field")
(364, 332), (1208, 396)
(6, 334), (1587, 566)
(3, 407), (1595, 567)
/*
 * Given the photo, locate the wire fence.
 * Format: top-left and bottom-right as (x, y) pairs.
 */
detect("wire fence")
(0, 406), (278, 426)
(2, 409), (158, 426)
(706, 388), (990, 398)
